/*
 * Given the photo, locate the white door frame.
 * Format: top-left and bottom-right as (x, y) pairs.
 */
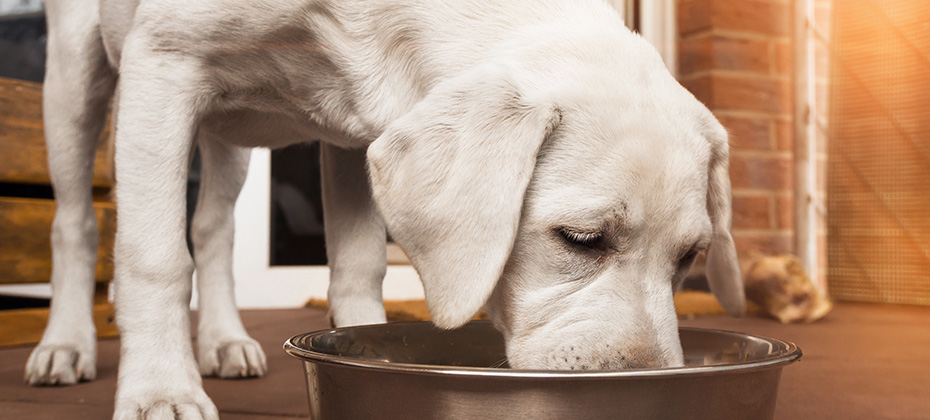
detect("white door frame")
(605, 0), (678, 75)
(225, 148), (423, 309)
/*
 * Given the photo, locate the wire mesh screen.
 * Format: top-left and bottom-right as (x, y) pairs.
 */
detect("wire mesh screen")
(827, 0), (930, 305)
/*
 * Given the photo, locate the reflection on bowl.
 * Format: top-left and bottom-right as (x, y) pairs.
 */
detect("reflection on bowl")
(285, 321), (801, 420)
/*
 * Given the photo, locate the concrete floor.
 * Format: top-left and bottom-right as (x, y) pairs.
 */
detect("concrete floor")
(1, 302), (928, 419)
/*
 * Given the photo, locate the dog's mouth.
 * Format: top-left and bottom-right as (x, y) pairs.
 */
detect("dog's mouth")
(503, 336), (680, 371)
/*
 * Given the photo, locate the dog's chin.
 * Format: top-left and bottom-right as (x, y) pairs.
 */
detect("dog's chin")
(505, 342), (683, 371)
(507, 354), (682, 371)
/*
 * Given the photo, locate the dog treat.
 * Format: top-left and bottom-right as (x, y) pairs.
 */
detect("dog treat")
(742, 253), (833, 323)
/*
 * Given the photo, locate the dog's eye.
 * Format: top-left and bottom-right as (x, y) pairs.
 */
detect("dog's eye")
(558, 228), (604, 249)
(677, 249), (699, 270)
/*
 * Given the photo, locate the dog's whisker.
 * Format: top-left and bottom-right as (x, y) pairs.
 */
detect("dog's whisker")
(489, 358), (510, 369)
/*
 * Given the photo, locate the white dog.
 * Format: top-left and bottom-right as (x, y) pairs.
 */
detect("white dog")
(27, 0), (745, 418)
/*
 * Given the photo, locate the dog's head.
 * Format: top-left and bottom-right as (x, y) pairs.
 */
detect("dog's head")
(368, 36), (743, 370)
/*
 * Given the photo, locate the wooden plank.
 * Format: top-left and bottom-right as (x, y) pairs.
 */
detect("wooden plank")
(0, 197), (115, 284)
(0, 302), (118, 347)
(0, 77), (114, 188)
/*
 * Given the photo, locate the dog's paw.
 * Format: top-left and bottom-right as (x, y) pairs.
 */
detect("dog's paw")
(113, 390), (218, 420)
(198, 338), (267, 378)
(25, 343), (96, 386)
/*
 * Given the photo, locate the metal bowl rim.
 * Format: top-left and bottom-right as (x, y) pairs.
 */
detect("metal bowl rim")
(283, 322), (802, 379)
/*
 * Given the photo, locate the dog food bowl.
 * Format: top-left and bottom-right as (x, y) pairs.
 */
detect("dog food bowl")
(284, 321), (801, 420)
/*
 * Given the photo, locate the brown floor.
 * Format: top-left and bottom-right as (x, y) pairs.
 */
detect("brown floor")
(1, 302), (928, 419)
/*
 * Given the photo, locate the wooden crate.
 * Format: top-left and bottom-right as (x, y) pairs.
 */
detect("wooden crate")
(0, 76), (118, 346)
(0, 197), (115, 285)
(0, 77), (114, 188)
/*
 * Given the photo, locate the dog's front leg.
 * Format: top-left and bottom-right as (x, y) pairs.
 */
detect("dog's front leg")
(111, 46), (217, 420)
(191, 134), (267, 378)
(25, 0), (116, 386)
(321, 143), (388, 327)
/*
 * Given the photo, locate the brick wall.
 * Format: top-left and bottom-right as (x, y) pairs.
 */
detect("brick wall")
(678, 0), (796, 259)
(676, 0), (832, 289)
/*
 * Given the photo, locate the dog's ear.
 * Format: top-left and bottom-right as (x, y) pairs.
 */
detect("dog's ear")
(704, 122), (747, 317)
(367, 66), (561, 329)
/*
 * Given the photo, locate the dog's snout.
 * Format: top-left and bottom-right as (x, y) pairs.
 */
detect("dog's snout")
(617, 345), (669, 369)
(537, 337), (675, 371)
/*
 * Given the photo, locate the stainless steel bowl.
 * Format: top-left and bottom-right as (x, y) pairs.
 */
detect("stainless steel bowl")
(285, 321), (801, 420)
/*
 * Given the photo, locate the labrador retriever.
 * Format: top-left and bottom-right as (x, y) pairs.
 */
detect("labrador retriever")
(27, 0), (745, 418)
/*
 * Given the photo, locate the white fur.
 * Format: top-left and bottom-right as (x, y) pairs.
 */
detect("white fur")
(24, 0), (112, 387)
(29, 0), (744, 418)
